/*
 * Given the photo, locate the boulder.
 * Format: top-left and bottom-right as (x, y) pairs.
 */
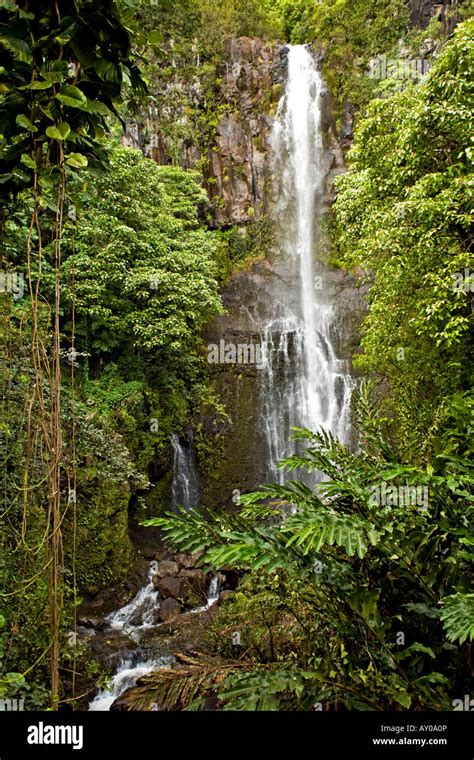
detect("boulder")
(155, 560), (180, 578)
(159, 597), (181, 622)
(177, 568), (207, 594)
(153, 548), (169, 562)
(77, 616), (108, 631)
(173, 553), (195, 569)
(173, 551), (203, 568)
(156, 576), (191, 601)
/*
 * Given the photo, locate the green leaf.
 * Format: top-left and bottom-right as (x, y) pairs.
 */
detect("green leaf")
(28, 80), (53, 90)
(55, 23), (77, 46)
(20, 153), (36, 169)
(5, 672), (25, 686)
(16, 114), (37, 132)
(347, 589), (380, 624)
(440, 593), (474, 644)
(46, 122), (71, 141)
(40, 60), (69, 83)
(0, 35), (31, 61)
(397, 642), (436, 660)
(394, 691), (412, 709)
(56, 85), (87, 109)
(93, 60), (119, 83)
(65, 153), (88, 168)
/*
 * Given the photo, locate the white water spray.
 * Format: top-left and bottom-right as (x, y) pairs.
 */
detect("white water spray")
(88, 655), (172, 711)
(88, 567), (221, 709)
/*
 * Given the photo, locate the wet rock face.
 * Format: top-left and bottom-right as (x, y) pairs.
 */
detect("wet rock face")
(159, 597), (181, 622)
(123, 37), (286, 227)
(152, 560), (180, 582)
(205, 37), (286, 226)
(155, 576), (191, 602)
(124, 39), (367, 512)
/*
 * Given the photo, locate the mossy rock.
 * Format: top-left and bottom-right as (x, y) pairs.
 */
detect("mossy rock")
(74, 479), (133, 595)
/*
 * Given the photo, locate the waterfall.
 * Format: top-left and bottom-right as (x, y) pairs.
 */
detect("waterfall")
(190, 573), (222, 614)
(260, 44), (352, 482)
(88, 654), (173, 711)
(107, 561), (160, 640)
(171, 433), (200, 511)
(205, 575), (221, 606)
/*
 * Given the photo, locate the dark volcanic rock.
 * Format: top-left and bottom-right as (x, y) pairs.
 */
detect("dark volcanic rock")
(408, 0), (458, 31)
(123, 37), (286, 227)
(77, 616), (108, 632)
(178, 568), (207, 595)
(156, 576), (191, 602)
(159, 598), (181, 621)
(173, 552), (199, 569)
(152, 560), (180, 585)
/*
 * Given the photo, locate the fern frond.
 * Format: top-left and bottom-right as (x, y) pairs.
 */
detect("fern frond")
(283, 510), (379, 558)
(440, 593), (474, 644)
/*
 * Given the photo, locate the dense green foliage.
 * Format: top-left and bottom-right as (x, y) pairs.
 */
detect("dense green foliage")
(1, 0), (472, 713)
(139, 0), (283, 57)
(335, 20), (473, 460)
(0, 0), (145, 203)
(277, 0), (410, 115)
(146, 398), (473, 709)
(1, 143), (223, 701)
(0, 0), (223, 706)
(62, 147), (221, 356)
(0, 0), (148, 706)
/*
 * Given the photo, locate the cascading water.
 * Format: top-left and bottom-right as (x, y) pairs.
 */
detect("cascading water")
(260, 44), (352, 482)
(86, 43), (354, 712)
(171, 433), (200, 510)
(190, 574), (222, 614)
(87, 431), (214, 710)
(87, 569), (220, 710)
(206, 575), (221, 605)
(107, 561), (160, 640)
(88, 654), (173, 712)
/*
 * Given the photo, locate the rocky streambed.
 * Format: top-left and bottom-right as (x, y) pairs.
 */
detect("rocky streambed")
(77, 551), (238, 710)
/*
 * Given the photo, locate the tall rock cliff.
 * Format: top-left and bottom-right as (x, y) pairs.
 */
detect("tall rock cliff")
(124, 37), (286, 227)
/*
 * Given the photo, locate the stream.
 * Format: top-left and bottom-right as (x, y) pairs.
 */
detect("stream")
(88, 567), (221, 710)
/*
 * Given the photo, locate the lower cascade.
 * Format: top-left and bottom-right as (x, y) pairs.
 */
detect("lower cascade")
(88, 655), (173, 712)
(87, 566), (221, 710)
(106, 562), (160, 640)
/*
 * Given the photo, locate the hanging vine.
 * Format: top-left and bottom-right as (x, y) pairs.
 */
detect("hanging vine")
(0, 0), (145, 707)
